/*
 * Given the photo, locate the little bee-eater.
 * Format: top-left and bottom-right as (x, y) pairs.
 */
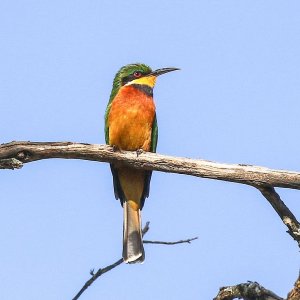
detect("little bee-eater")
(105, 63), (179, 263)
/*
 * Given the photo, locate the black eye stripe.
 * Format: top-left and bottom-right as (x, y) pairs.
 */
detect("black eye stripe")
(121, 70), (151, 86)
(121, 74), (135, 85)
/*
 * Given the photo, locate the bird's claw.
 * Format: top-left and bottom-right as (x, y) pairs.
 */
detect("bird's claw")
(136, 149), (144, 157)
(112, 145), (119, 152)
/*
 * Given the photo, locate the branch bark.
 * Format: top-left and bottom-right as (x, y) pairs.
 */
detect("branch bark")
(256, 186), (300, 247)
(214, 281), (284, 300)
(287, 272), (300, 300)
(1, 141), (300, 189)
(214, 274), (300, 300)
(0, 157), (23, 169)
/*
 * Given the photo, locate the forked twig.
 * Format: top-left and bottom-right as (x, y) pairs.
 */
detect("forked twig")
(72, 222), (197, 300)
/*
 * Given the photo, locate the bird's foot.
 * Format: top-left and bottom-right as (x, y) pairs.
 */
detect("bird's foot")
(112, 145), (120, 152)
(136, 149), (144, 157)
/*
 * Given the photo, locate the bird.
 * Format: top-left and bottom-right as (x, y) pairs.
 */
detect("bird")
(104, 63), (179, 263)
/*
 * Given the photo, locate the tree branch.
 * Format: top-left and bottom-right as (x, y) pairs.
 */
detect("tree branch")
(72, 222), (150, 300)
(0, 157), (23, 169)
(1, 141), (300, 189)
(143, 237), (198, 245)
(214, 281), (284, 300)
(2, 141), (300, 245)
(214, 274), (300, 300)
(2, 141), (300, 298)
(73, 257), (123, 300)
(256, 186), (300, 247)
(72, 222), (197, 300)
(287, 272), (300, 300)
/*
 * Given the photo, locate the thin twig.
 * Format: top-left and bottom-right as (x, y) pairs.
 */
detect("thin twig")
(256, 185), (300, 247)
(72, 222), (150, 300)
(143, 237), (198, 245)
(72, 222), (196, 300)
(72, 258), (123, 300)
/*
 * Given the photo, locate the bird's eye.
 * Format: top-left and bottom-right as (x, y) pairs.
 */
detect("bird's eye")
(133, 71), (142, 78)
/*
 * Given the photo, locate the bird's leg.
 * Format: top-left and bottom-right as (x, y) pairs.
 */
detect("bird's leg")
(136, 148), (144, 157)
(112, 145), (120, 152)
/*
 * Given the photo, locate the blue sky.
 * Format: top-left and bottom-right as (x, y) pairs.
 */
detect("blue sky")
(1, 1), (300, 299)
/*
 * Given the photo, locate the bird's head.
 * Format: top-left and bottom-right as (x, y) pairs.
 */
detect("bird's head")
(109, 63), (179, 101)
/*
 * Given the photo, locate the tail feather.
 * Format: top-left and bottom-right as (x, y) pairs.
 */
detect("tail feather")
(123, 201), (144, 263)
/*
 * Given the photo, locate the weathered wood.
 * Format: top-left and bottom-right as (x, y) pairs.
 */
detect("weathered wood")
(214, 281), (283, 300)
(1, 141), (300, 190)
(257, 186), (300, 247)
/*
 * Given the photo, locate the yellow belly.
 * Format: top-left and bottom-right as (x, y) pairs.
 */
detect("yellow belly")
(109, 114), (152, 150)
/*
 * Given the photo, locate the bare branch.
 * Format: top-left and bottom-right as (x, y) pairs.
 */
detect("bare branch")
(143, 237), (198, 245)
(72, 258), (123, 300)
(2, 142), (299, 244)
(256, 186), (300, 247)
(72, 222), (150, 300)
(1, 141), (300, 189)
(141, 221), (150, 236)
(72, 222), (196, 300)
(0, 158), (23, 169)
(2, 141), (300, 298)
(287, 272), (300, 300)
(214, 281), (284, 300)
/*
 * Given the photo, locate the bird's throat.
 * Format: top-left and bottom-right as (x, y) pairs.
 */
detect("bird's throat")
(131, 84), (153, 97)
(126, 75), (156, 88)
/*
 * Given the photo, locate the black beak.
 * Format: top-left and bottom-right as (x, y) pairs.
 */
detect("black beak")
(150, 67), (180, 77)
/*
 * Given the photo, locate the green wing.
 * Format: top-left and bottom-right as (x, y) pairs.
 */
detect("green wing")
(108, 112), (158, 209)
(105, 101), (124, 202)
(140, 114), (158, 208)
(151, 114), (158, 153)
(104, 103), (112, 144)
